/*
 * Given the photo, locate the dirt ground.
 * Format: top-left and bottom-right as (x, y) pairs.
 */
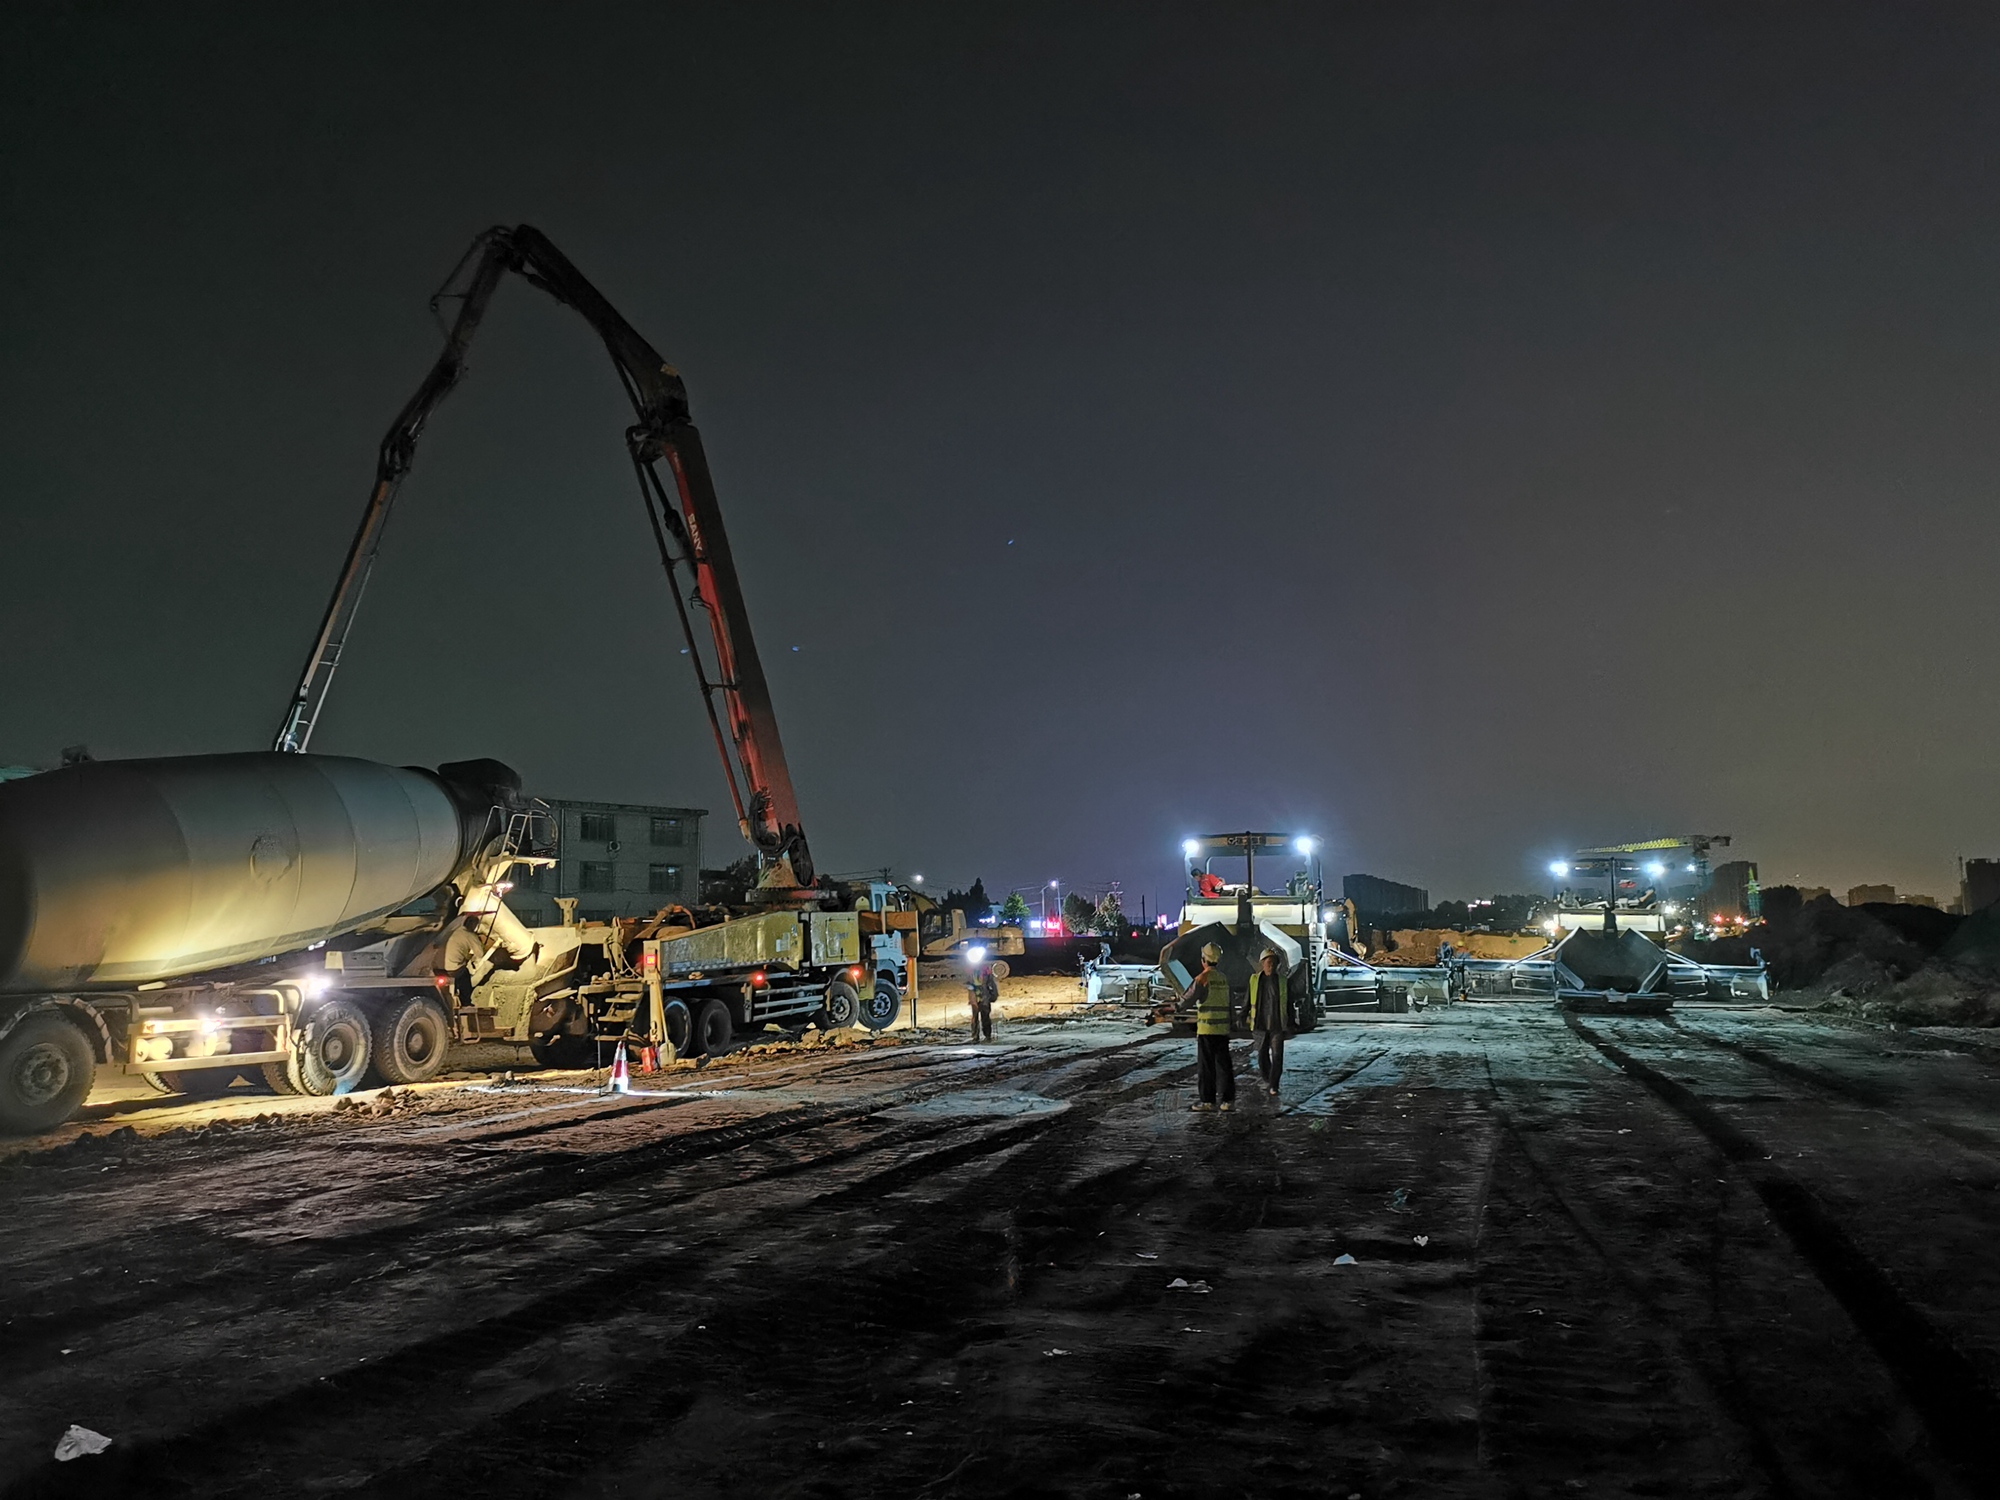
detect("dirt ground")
(3, 1001), (1999, 1499)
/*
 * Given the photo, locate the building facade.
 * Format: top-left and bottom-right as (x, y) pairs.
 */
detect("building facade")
(1961, 859), (2000, 915)
(1847, 883), (1896, 907)
(1344, 873), (1430, 917)
(507, 798), (706, 926)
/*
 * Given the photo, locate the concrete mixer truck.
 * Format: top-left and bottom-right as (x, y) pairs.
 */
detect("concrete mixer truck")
(0, 225), (910, 1131)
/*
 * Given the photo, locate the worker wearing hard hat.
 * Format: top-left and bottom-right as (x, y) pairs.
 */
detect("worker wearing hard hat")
(964, 946), (998, 1042)
(1188, 941), (1236, 1112)
(1247, 946), (1290, 1097)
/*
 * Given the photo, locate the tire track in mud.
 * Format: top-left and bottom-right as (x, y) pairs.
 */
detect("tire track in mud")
(1664, 1014), (2000, 1159)
(1565, 1010), (2000, 1498)
(0, 1037), (1172, 1360)
(0, 1040), (1189, 1498)
(1476, 1050), (1800, 1497)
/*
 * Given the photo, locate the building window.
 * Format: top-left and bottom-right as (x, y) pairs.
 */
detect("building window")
(512, 864), (542, 890)
(649, 863), (683, 895)
(578, 812), (616, 843)
(650, 816), (685, 848)
(579, 861), (616, 892)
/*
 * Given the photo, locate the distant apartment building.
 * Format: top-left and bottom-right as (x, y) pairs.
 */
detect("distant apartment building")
(1901, 893), (1941, 909)
(1702, 860), (1761, 921)
(506, 798), (706, 926)
(1961, 859), (2000, 915)
(1344, 873), (1430, 916)
(1847, 883), (1896, 907)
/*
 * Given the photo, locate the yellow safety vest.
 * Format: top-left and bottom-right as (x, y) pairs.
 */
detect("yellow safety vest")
(1195, 968), (1233, 1036)
(1248, 969), (1286, 1031)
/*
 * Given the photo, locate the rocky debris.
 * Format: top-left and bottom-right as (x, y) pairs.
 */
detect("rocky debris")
(1690, 895), (2000, 1027)
(332, 1088), (419, 1119)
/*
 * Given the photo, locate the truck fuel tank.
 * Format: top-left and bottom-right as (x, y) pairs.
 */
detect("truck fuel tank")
(0, 752), (498, 993)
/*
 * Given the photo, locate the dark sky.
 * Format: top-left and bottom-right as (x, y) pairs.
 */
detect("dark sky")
(5, 3), (1999, 912)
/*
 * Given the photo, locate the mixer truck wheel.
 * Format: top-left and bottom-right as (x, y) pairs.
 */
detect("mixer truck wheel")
(822, 981), (861, 1030)
(861, 978), (901, 1031)
(284, 998), (373, 1096)
(0, 1013), (96, 1133)
(662, 999), (693, 1054)
(693, 999), (734, 1055)
(371, 994), (451, 1085)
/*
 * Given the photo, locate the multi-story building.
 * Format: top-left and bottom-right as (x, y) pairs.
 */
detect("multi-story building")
(506, 798), (706, 926)
(1961, 859), (2000, 916)
(1847, 883), (1896, 907)
(1344, 873), (1430, 918)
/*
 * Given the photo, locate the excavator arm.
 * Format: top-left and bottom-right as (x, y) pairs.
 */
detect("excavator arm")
(272, 225), (813, 886)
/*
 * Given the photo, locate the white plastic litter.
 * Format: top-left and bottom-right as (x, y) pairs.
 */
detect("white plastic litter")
(1136, 1252), (1158, 1260)
(54, 1426), (112, 1461)
(1333, 1253), (1358, 1266)
(1413, 1235), (1431, 1247)
(1044, 1348), (1071, 1356)
(1166, 1277), (1211, 1293)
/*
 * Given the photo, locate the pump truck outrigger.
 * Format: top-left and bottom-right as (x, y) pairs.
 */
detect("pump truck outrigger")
(0, 226), (907, 1132)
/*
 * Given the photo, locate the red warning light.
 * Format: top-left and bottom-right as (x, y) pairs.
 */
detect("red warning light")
(848, 966), (862, 981)
(751, 970), (767, 986)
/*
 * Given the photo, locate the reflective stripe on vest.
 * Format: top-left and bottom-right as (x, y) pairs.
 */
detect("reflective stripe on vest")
(1196, 970), (1232, 1034)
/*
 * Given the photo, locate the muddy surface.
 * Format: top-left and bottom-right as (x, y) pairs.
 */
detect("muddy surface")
(2, 1006), (1998, 1499)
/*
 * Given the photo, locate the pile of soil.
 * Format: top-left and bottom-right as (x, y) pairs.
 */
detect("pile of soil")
(1687, 896), (2000, 1026)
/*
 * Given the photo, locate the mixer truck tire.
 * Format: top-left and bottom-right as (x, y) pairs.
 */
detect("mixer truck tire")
(822, 981), (861, 1030)
(694, 999), (734, 1055)
(861, 978), (901, 1031)
(371, 994), (451, 1085)
(0, 1012), (97, 1133)
(281, 998), (373, 1096)
(662, 998), (693, 1054)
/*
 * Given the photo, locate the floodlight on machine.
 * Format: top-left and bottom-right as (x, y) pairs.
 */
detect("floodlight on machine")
(1549, 862), (1570, 877)
(1295, 836), (1314, 856)
(1645, 862), (1666, 878)
(967, 945), (987, 964)
(1183, 840), (1200, 857)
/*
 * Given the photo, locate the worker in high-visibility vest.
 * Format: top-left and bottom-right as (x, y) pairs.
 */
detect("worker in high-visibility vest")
(1247, 946), (1290, 1097)
(1188, 941), (1236, 1112)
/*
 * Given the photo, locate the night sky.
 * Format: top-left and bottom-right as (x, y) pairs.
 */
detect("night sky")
(6, 3), (2000, 913)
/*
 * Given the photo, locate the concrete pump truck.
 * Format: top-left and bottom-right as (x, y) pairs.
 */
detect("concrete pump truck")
(0, 226), (906, 1131)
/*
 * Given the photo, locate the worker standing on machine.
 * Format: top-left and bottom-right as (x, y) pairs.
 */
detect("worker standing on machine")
(1188, 941), (1236, 1112)
(440, 910), (490, 1007)
(1247, 946), (1289, 1098)
(965, 947), (998, 1042)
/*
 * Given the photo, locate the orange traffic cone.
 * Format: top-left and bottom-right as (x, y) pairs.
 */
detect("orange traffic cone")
(642, 1044), (660, 1073)
(609, 1040), (631, 1094)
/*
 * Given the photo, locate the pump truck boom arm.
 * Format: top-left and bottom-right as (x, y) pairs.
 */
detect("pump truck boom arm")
(271, 225), (813, 886)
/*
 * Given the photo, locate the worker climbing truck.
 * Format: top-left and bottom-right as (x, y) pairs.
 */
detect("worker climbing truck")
(0, 225), (905, 1131)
